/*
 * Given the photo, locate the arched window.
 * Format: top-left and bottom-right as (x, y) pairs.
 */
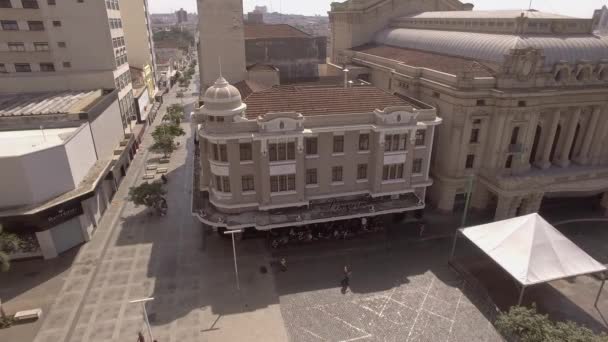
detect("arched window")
(569, 123), (581, 161)
(549, 124), (561, 163)
(529, 125), (542, 165)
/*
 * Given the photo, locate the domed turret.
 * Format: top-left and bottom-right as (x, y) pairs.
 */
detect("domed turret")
(201, 77), (247, 118)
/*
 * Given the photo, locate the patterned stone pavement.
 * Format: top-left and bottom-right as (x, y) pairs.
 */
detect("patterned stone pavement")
(274, 241), (504, 342)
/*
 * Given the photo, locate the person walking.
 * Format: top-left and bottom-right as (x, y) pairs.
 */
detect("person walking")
(341, 265), (352, 289)
(280, 257), (287, 272)
(419, 223), (426, 238)
(137, 331), (145, 342)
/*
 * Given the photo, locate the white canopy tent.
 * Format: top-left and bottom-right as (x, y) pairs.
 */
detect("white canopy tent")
(449, 213), (607, 305)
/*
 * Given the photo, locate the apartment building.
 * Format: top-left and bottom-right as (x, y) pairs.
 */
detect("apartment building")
(192, 77), (440, 230)
(330, 1), (608, 219)
(0, 0), (135, 129)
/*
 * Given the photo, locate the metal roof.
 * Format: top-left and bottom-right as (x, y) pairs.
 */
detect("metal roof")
(374, 28), (608, 68)
(0, 90), (102, 117)
(404, 10), (578, 20)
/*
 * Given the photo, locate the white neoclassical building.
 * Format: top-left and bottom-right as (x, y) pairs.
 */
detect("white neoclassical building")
(329, 0), (608, 219)
(192, 77), (441, 230)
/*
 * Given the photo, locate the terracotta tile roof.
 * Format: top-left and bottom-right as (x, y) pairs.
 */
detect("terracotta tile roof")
(244, 24), (311, 39)
(242, 85), (411, 119)
(352, 44), (498, 77)
(233, 80), (272, 99)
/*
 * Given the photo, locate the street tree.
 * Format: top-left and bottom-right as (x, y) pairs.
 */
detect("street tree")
(127, 182), (166, 209)
(152, 123), (185, 141)
(0, 224), (20, 321)
(164, 104), (184, 125)
(149, 134), (177, 158)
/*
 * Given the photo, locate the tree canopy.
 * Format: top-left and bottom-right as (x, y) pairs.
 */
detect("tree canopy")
(128, 182), (167, 208)
(149, 134), (177, 157)
(152, 123), (185, 140)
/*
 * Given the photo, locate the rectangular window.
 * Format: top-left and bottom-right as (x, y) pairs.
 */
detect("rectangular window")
(57, 41), (66, 48)
(415, 130), (426, 146)
(332, 166), (343, 182)
(476, 99), (486, 106)
(21, 0), (39, 8)
(219, 144), (227, 162)
(0, 64), (6, 73)
(505, 155), (513, 169)
(0, 0), (12, 8)
(306, 169), (317, 185)
(470, 128), (480, 143)
(357, 164), (367, 180)
(52, 20), (61, 27)
(465, 154), (475, 169)
(358, 134), (369, 151)
(305, 137), (317, 155)
(413, 158), (423, 174)
(268, 142), (295, 162)
(241, 175), (254, 192)
(8, 43), (25, 51)
(40, 63), (55, 72)
(34, 42), (49, 51)
(239, 143), (252, 161)
(385, 134), (407, 152)
(333, 135), (344, 153)
(47, 0), (55, 5)
(28, 21), (44, 31)
(222, 177), (231, 193)
(1, 20), (19, 31)
(382, 164), (405, 180)
(270, 175), (295, 193)
(15, 63), (31, 72)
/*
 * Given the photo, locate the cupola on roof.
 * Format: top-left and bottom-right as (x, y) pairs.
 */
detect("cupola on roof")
(202, 77), (247, 116)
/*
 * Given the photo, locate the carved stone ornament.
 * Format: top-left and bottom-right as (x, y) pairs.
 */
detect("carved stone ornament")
(504, 48), (541, 81)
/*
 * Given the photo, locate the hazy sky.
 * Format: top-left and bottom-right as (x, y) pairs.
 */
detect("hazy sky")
(149, 0), (606, 19)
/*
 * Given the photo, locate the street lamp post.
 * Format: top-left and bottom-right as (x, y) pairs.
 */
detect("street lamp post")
(460, 175), (475, 228)
(129, 297), (154, 342)
(223, 229), (243, 290)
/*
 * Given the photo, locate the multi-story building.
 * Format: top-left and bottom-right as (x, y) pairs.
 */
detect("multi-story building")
(176, 8), (188, 24)
(0, 0), (136, 129)
(120, 0), (159, 123)
(0, 89), (136, 259)
(330, 1), (608, 219)
(192, 77), (440, 230)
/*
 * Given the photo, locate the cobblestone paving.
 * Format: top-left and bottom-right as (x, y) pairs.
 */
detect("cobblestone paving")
(274, 242), (504, 342)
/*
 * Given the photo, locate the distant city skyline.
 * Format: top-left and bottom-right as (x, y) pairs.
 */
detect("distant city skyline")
(148, 0), (606, 19)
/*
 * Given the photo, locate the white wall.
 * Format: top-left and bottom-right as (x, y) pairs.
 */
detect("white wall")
(90, 100), (124, 159)
(64, 124), (97, 187)
(137, 90), (151, 121)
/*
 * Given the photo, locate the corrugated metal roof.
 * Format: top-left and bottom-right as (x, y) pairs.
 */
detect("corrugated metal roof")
(404, 10), (577, 19)
(0, 90), (101, 117)
(374, 28), (608, 68)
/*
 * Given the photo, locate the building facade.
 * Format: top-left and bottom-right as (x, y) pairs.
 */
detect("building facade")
(120, 0), (158, 87)
(197, 0), (247, 87)
(176, 8), (188, 24)
(329, 4), (608, 219)
(193, 78), (440, 230)
(0, 0), (136, 129)
(0, 89), (136, 259)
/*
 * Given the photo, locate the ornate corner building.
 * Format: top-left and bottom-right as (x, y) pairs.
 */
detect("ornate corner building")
(329, 0), (608, 220)
(192, 77), (441, 230)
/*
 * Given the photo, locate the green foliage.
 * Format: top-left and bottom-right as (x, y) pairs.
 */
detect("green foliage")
(0, 224), (20, 272)
(152, 27), (194, 51)
(152, 123), (185, 140)
(0, 315), (15, 329)
(495, 304), (608, 342)
(127, 182), (166, 208)
(149, 134), (177, 157)
(164, 104), (184, 125)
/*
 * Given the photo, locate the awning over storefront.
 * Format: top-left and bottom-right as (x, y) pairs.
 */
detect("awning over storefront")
(450, 213), (607, 305)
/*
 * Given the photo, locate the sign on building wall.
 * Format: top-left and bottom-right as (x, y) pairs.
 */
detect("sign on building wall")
(144, 64), (156, 98)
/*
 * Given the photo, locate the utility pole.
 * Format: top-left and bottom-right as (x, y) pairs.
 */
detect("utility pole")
(460, 175), (474, 228)
(223, 229), (243, 290)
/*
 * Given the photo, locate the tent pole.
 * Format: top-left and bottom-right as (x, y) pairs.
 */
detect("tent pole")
(518, 286), (526, 306)
(449, 231), (459, 263)
(595, 275), (606, 307)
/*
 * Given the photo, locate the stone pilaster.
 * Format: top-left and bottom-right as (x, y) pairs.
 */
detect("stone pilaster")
(575, 107), (600, 165)
(557, 108), (581, 168)
(495, 195), (515, 221)
(471, 183), (491, 211)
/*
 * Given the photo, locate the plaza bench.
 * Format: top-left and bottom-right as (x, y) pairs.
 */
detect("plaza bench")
(156, 168), (168, 174)
(159, 158), (170, 164)
(146, 165), (158, 171)
(14, 308), (42, 321)
(142, 174), (155, 180)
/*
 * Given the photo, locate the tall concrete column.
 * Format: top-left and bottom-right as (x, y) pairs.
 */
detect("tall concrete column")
(538, 109), (560, 169)
(557, 108), (581, 167)
(601, 192), (608, 217)
(520, 111), (540, 172)
(494, 195), (514, 221)
(35, 230), (58, 259)
(575, 107), (600, 165)
(589, 107), (608, 166)
(295, 137), (306, 202)
(438, 186), (457, 213)
(521, 193), (544, 215)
